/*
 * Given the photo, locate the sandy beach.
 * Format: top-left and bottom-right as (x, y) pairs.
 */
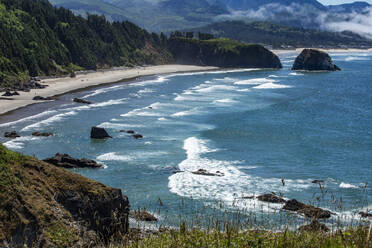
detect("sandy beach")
(0, 64), (217, 116)
(272, 48), (372, 55)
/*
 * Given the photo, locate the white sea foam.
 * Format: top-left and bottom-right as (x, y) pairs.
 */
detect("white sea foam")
(137, 88), (155, 94)
(3, 136), (41, 150)
(213, 98), (238, 104)
(97, 152), (132, 162)
(289, 72), (304, 76)
(253, 83), (292, 89)
(130, 76), (168, 87)
(157, 117), (168, 121)
(344, 56), (369, 62)
(97, 122), (144, 129)
(168, 137), (310, 212)
(214, 77), (237, 82)
(21, 111), (78, 131)
(120, 108), (163, 117)
(234, 78), (276, 85)
(0, 110), (58, 128)
(194, 85), (237, 93)
(82, 85), (122, 98)
(172, 108), (202, 117)
(339, 182), (359, 189)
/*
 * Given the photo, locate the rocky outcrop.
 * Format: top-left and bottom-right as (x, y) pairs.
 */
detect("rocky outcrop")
(4, 131), (20, 139)
(33, 96), (52, 101)
(0, 78), (48, 93)
(298, 220), (329, 232)
(282, 199), (332, 219)
(192, 169), (224, 177)
(359, 211), (372, 218)
(130, 210), (158, 222)
(257, 194), (286, 203)
(0, 144), (129, 247)
(43, 153), (103, 169)
(132, 134), (143, 139)
(32, 132), (53, 137)
(73, 98), (92, 104)
(91, 127), (112, 139)
(292, 49), (341, 71)
(168, 37), (282, 69)
(2, 90), (19, 96)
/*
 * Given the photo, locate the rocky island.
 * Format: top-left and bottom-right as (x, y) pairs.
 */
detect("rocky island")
(292, 49), (341, 71)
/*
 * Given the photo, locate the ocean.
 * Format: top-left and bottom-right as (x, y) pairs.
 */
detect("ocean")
(1, 51), (371, 228)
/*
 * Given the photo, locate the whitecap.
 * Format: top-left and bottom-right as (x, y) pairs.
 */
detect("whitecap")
(172, 108), (202, 117)
(234, 78), (276, 85)
(3, 136), (41, 150)
(339, 182), (359, 189)
(344, 56), (369, 62)
(130, 76), (168, 87)
(253, 83), (292, 89)
(97, 152), (132, 162)
(21, 111), (78, 131)
(194, 85), (237, 93)
(138, 88), (155, 94)
(289, 72), (304, 76)
(213, 99), (238, 104)
(97, 122), (144, 129)
(0, 110), (58, 128)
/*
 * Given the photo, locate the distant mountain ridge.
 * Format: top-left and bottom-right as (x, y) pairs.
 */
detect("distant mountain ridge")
(49, 0), (372, 33)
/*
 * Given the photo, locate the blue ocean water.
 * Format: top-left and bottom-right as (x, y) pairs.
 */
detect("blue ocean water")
(1, 52), (371, 227)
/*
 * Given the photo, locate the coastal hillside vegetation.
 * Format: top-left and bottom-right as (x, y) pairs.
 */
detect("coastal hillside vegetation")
(0, 144), (129, 247)
(168, 36), (282, 68)
(0, 0), (283, 88)
(0, 0), (171, 86)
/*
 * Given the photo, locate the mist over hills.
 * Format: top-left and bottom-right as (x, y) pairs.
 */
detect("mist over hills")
(49, 0), (372, 40)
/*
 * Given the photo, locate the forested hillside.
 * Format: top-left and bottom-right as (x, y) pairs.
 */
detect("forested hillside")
(0, 0), (171, 86)
(184, 21), (372, 49)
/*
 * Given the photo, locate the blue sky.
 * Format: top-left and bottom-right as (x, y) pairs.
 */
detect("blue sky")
(318, 0), (372, 4)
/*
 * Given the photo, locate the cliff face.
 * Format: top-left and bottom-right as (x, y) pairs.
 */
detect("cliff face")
(292, 49), (341, 71)
(0, 145), (129, 247)
(167, 37), (282, 69)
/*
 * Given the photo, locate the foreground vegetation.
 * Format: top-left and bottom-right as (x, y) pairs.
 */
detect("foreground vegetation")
(121, 227), (372, 248)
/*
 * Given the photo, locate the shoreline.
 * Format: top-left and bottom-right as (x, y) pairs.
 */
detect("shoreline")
(272, 48), (372, 55)
(0, 65), (218, 116)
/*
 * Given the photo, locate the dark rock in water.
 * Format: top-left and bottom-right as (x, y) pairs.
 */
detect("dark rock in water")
(282, 199), (332, 219)
(298, 220), (329, 232)
(73, 98), (92, 104)
(242, 195), (255, 199)
(130, 210), (157, 222)
(4, 131), (20, 139)
(43, 153), (103, 169)
(312, 180), (325, 184)
(32, 132), (53, 137)
(126, 130), (135, 134)
(132, 134), (143, 139)
(257, 194), (286, 203)
(91, 127), (112, 139)
(192, 169), (224, 177)
(292, 49), (341, 71)
(32, 96), (52, 101)
(119, 130), (126, 132)
(172, 170), (184, 174)
(359, 211), (372, 218)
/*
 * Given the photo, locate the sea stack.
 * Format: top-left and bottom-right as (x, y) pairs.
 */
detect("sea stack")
(91, 127), (112, 139)
(292, 49), (340, 71)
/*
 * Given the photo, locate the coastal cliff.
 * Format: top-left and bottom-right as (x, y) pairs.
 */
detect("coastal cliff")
(168, 37), (282, 68)
(0, 144), (129, 247)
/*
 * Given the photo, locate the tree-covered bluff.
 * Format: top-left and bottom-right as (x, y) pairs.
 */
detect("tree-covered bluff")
(0, 0), (171, 86)
(168, 37), (282, 69)
(0, 0), (282, 88)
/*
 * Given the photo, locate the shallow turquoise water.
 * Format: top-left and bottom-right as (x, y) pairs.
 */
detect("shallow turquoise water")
(1, 52), (371, 228)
